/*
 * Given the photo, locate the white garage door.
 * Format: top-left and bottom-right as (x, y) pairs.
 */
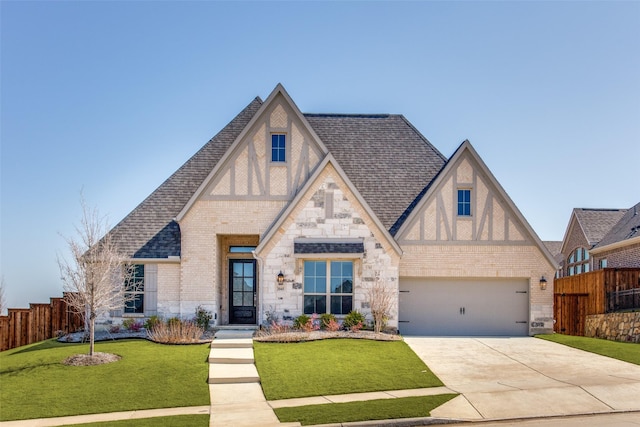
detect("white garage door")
(399, 278), (529, 336)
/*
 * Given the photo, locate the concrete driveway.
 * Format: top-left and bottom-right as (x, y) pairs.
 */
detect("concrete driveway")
(404, 337), (640, 421)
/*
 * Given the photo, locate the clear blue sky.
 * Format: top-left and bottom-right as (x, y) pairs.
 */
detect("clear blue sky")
(1, 1), (639, 309)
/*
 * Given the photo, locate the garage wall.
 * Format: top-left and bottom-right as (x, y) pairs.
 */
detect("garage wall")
(400, 244), (554, 335)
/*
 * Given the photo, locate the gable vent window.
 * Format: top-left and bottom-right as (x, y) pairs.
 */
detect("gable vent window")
(271, 134), (286, 162)
(457, 189), (471, 216)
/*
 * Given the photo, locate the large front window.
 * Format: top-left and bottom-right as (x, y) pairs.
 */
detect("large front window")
(124, 264), (144, 314)
(304, 260), (353, 315)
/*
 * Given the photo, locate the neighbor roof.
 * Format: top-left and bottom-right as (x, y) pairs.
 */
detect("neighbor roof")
(593, 202), (640, 249)
(109, 94), (447, 259)
(573, 208), (628, 247)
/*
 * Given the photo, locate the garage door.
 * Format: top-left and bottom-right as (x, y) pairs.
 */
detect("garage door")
(399, 278), (529, 336)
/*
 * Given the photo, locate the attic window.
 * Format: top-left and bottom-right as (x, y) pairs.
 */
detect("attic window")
(271, 134), (286, 162)
(457, 189), (471, 216)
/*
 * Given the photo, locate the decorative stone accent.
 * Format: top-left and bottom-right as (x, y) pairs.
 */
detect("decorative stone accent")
(585, 312), (640, 343)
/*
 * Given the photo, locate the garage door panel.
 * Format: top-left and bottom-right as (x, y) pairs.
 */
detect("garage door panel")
(399, 278), (529, 336)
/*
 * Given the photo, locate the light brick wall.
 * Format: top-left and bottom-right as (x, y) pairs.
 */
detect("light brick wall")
(157, 263), (181, 317)
(179, 200), (288, 319)
(400, 244), (555, 334)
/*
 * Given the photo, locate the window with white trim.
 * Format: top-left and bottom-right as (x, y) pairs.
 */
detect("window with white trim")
(303, 260), (353, 315)
(124, 264), (144, 314)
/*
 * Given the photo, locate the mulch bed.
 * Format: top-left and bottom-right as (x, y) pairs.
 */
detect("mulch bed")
(63, 352), (121, 366)
(254, 330), (402, 343)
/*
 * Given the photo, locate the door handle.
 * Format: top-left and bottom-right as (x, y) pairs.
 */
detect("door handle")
(459, 307), (466, 315)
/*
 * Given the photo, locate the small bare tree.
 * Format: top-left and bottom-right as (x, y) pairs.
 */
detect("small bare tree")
(58, 197), (133, 356)
(366, 270), (395, 334)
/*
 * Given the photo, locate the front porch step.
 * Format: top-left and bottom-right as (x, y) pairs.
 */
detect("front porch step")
(211, 338), (254, 349)
(209, 363), (260, 384)
(214, 329), (256, 339)
(209, 347), (254, 364)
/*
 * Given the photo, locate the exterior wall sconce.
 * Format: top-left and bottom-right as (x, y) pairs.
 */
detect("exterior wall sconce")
(539, 276), (548, 290)
(277, 271), (285, 285)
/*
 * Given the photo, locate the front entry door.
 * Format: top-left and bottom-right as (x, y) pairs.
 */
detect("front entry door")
(229, 259), (257, 324)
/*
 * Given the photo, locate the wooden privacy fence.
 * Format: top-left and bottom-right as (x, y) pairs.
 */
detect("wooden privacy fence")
(554, 268), (640, 336)
(0, 293), (83, 352)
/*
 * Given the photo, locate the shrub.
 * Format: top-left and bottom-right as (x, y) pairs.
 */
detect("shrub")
(319, 313), (336, 329)
(269, 321), (291, 334)
(194, 305), (213, 331)
(109, 325), (121, 333)
(343, 310), (366, 331)
(122, 318), (135, 330)
(144, 315), (162, 331)
(293, 314), (311, 329)
(148, 319), (203, 344)
(325, 318), (342, 332)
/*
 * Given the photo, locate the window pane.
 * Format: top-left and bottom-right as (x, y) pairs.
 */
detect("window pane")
(243, 263), (253, 277)
(331, 296), (352, 315)
(233, 278), (243, 291)
(244, 278), (253, 291)
(569, 266), (574, 276)
(584, 263), (590, 273)
(330, 261), (353, 293)
(304, 261), (326, 293)
(243, 293), (254, 306)
(233, 263), (243, 276)
(233, 292), (243, 306)
(304, 295), (326, 314)
(229, 246), (256, 253)
(584, 251), (589, 260)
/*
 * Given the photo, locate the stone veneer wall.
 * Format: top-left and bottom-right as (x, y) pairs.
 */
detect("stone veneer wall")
(259, 165), (400, 328)
(585, 312), (640, 343)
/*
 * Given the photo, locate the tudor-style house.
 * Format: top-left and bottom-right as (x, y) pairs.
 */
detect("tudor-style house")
(107, 84), (557, 336)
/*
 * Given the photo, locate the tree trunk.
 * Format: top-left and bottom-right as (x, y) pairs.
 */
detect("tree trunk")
(89, 315), (95, 356)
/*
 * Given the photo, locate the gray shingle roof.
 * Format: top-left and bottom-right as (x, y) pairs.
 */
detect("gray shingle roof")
(110, 97), (264, 258)
(593, 202), (640, 248)
(543, 241), (564, 265)
(110, 102), (447, 258)
(574, 208), (628, 246)
(305, 114), (446, 232)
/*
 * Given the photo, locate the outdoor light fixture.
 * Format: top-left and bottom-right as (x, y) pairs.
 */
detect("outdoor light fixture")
(539, 276), (548, 290)
(277, 271), (285, 285)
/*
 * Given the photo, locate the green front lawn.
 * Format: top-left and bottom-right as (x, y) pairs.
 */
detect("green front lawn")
(254, 339), (443, 400)
(72, 415), (209, 427)
(0, 339), (210, 421)
(537, 334), (640, 365)
(275, 395), (457, 426)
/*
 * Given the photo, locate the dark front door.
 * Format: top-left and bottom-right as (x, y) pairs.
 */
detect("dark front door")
(229, 259), (257, 324)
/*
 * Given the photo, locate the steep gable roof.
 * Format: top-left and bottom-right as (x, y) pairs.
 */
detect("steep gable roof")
(395, 140), (558, 268)
(109, 96), (263, 258)
(592, 202), (640, 251)
(572, 208), (627, 247)
(305, 114), (446, 231)
(255, 154), (403, 257)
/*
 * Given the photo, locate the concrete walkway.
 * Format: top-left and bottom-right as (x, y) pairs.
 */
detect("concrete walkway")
(405, 337), (640, 422)
(208, 329), (298, 427)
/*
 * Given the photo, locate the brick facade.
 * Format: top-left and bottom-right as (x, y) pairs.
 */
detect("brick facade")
(592, 243), (640, 270)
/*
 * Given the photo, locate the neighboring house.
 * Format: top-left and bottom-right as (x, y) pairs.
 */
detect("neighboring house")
(107, 84), (556, 336)
(543, 241), (563, 278)
(590, 202), (640, 269)
(559, 208), (627, 277)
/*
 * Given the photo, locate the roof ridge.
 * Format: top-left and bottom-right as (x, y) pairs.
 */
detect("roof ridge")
(304, 113), (393, 118)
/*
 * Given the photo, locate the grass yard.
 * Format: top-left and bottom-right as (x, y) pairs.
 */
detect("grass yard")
(71, 415), (209, 426)
(537, 334), (640, 365)
(275, 395), (457, 426)
(0, 339), (210, 421)
(254, 339), (443, 400)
